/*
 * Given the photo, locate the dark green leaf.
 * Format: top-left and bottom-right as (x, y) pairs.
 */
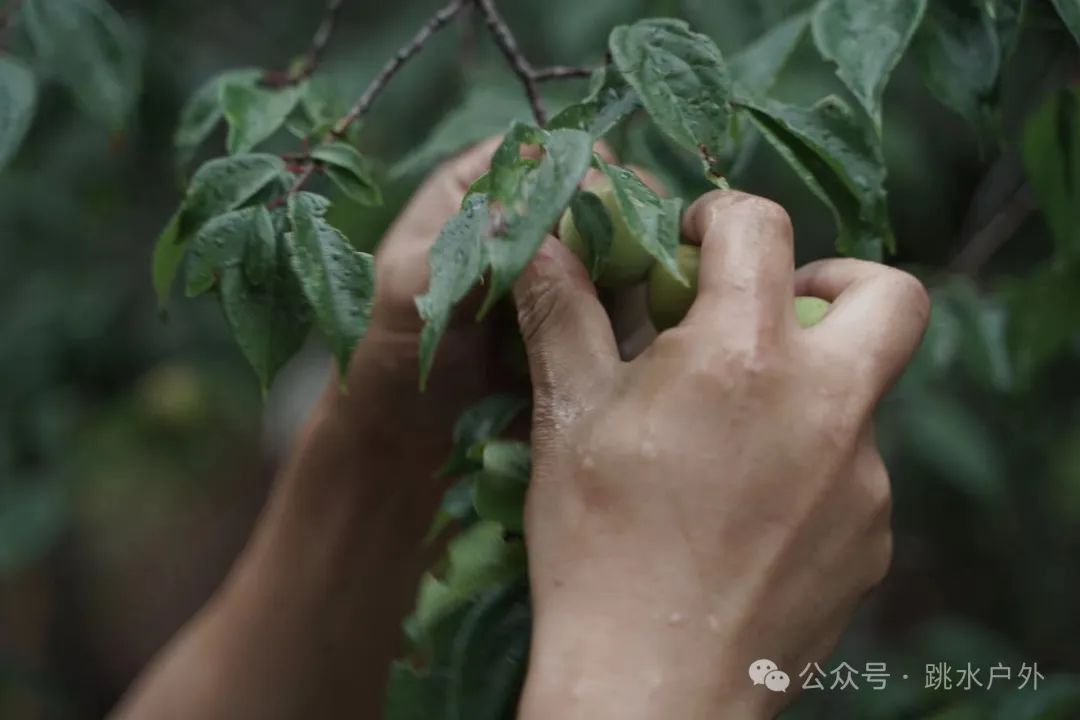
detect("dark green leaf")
(1022, 87), (1080, 254)
(415, 194), (490, 389)
(569, 190), (614, 281)
(151, 211), (183, 309)
(548, 65), (640, 139)
(286, 192), (375, 375)
(739, 95), (892, 259)
(1005, 258), (1080, 384)
(182, 153), (287, 235)
(812, 0), (929, 131)
(473, 441), (530, 533)
(219, 243), (311, 393)
(911, 0), (1001, 134)
(0, 56), (37, 170)
(410, 521), (527, 644)
(993, 674), (1080, 720)
(243, 205), (279, 286)
(310, 140), (382, 206)
(440, 395), (528, 478)
(730, 10), (811, 96)
(609, 18), (732, 173)
(1051, 0), (1080, 45)
(221, 77), (304, 154)
(446, 581), (531, 720)
(897, 392), (1005, 501)
(175, 68), (261, 170)
(22, 0), (141, 130)
(488, 122), (547, 207)
(385, 661), (447, 720)
(595, 155), (685, 282)
(482, 128), (593, 315)
(184, 206), (274, 297)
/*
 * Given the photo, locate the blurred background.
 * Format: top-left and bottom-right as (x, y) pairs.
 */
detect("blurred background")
(1, 0), (1079, 718)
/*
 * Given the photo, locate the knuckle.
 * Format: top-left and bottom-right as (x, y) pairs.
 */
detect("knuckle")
(888, 269), (931, 327)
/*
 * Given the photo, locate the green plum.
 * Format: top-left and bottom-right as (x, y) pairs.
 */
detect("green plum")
(646, 244), (832, 330)
(558, 178), (655, 288)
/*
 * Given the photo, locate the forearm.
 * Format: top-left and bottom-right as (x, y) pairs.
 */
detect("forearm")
(111, 360), (447, 720)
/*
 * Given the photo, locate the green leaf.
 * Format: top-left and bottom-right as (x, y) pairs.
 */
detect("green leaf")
(1051, 0), (1080, 45)
(1005, 258), (1080, 384)
(993, 674), (1080, 720)
(1022, 87), (1080, 254)
(594, 154), (685, 282)
(219, 245), (311, 394)
(488, 122), (548, 206)
(22, 0), (141, 130)
(310, 140), (382, 206)
(184, 206), (275, 297)
(569, 190), (614, 281)
(174, 68), (261, 170)
(473, 441), (530, 533)
(911, 0), (1001, 134)
(481, 128), (594, 315)
(609, 18), (732, 174)
(392, 85), (531, 179)
(221, 77), (304, 154)
(151, 211), (183, 309)
(411, 521), (527, 645)
(440, 395), (528, 478)
(0, 56), (37, 171)
(244, 206), (280, 286)
(285, 192), (376, 375)
(738, 95), (892, 260)
(446, 581), (531, 720)
(730, 10), (811, 96)
(548, 65), (640, 139)
(415, 194), (490, 389)
(182, 153), (288, 235)
(812, 0), (929, 131)
(897, 392), (1005, 501)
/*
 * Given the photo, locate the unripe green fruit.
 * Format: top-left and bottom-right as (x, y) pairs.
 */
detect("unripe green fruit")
(646, 244), (832, 330)
(558, 179), (655, 288)
(793, 296), (831, 328)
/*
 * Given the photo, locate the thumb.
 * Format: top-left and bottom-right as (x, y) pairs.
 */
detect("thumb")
(513, 237), (620, 398)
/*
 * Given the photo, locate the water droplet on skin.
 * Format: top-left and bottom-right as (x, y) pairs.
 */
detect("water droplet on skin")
(641, 440), (656, 460)
(667, 612), (684, 626)
(707, 615), (721, 633)
(580, 454), (594, 471)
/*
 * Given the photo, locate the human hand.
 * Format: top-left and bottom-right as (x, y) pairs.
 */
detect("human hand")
(514, 191), (930, 719)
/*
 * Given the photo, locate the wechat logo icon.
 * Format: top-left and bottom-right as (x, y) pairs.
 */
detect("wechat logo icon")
(749, 659), (790, 693)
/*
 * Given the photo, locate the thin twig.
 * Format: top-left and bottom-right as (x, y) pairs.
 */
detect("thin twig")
(949, 185), (1036, 276)
(532, 65), (594, 81)
(477, 0), (547, 125)
(268, 164), (318, 209)
(262, 0), (345, 87)
(332, 0), (468, 137)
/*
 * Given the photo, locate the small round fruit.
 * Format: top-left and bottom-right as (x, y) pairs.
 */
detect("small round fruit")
(647, 244), (700, 331)
(794, 296), (830, 328)
(558, 178), (655, 288)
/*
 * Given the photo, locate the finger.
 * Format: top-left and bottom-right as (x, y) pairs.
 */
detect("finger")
(680, 190), (795, 334)
(513, 237), (620, 398)
(795, 258), (930, 396)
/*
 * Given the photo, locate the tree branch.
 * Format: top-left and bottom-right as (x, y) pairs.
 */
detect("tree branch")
(477, 0), (547, 125)
(949, 185), (1036, 276)
(332, 0), (468, 137)
(532, 65), (594, 81)
(263, 0), (345, 87)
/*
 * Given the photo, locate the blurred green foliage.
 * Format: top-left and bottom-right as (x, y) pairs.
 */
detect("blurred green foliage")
(2, 0), (1080, 718)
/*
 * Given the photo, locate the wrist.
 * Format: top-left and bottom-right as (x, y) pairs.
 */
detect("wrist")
(519, 598), (776, 720)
